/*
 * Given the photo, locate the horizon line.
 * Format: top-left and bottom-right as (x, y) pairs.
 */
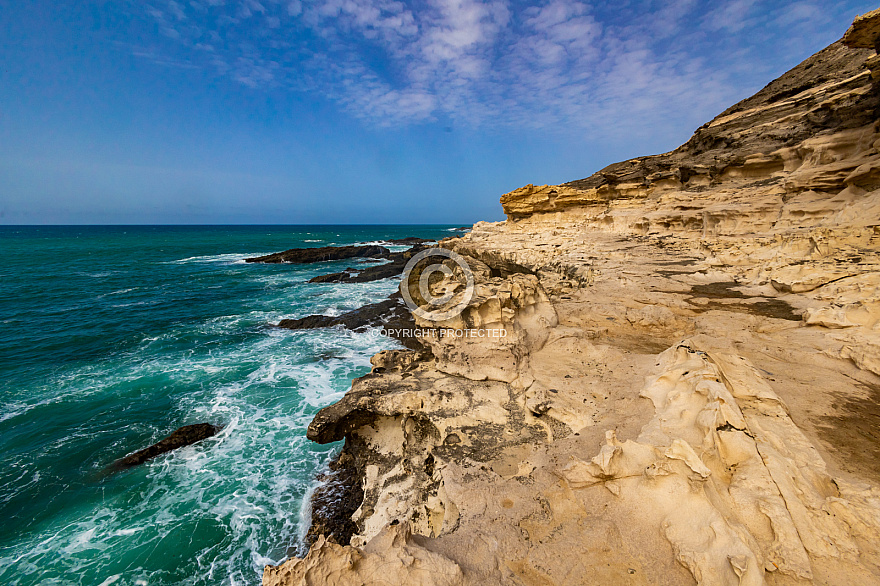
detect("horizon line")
(0, 223), (478, 227)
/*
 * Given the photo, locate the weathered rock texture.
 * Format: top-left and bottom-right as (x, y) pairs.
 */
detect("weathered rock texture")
(265, 11), (880, 586)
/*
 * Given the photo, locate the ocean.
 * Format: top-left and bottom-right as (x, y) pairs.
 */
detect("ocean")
(0, 225), (457, 586)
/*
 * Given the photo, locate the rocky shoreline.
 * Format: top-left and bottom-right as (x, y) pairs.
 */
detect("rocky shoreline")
(264, 11), (880, 586)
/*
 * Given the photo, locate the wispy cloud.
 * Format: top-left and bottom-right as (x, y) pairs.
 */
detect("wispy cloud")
(132, 0), (869, 131)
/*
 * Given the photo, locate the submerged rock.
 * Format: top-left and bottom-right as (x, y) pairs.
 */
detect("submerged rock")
(245, 245), (390, 264)
(110, 423), (222, 470)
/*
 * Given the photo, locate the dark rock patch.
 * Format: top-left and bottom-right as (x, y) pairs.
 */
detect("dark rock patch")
(684, 282), (801, 321)
(307, 271), (350, 283)
(818, 381), (880, 483)
(110, 423), (222, 470)
(303, 448), (364, 549)
(308, 245), (428, 284)
(384, 237), (432, 245)
(277, 292), (424, 350)
(245, 245), (390, 264)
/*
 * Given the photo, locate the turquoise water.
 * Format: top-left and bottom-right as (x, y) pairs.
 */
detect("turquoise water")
(0, 225), (456, 586)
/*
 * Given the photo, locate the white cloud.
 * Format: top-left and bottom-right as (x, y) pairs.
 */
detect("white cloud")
(703, 0), (759, 33)
(133, 0), (853, 133)
(167, 1), (187, 19)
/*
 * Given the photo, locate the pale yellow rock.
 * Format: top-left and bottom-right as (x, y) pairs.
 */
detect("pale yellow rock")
(843, 8), (880, 49)
(263, 524), (468, 586)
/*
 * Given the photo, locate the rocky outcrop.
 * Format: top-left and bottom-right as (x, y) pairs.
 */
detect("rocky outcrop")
(263, 524), (474, 586)
(845, 8), (880, 51)
(246, 245), (390, 264)
(385, 237), (433, 245)
(308, 245), (428, 284)
(264, 11), (880, 586)
(277, 293), (423, 350)
(110, 423), (221, 470)
(501, 25), (880, 225)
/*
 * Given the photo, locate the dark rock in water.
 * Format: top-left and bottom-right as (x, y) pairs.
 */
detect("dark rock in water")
(277, 292), (423, 349)
(308, 270), (352, 283)
(343, 259), (409, 282)
(111, 423), (222, 470)
(308, 245), (427, 284)
(304, 449), (363, 548)
(307, 260), (403, 284)
(245, 245), (390, 264)
(384, 237), (432, 245)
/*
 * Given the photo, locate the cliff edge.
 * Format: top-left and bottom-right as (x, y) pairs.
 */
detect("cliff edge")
(265, 9), (880, 586)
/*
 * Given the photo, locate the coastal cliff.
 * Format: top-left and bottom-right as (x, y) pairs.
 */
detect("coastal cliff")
(265, 10), (880, 586)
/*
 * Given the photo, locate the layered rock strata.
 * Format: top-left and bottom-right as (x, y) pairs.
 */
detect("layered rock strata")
(265, 11), (880, 586)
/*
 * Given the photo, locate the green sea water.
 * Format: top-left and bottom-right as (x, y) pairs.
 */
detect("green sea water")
(0, 225), (457, 586)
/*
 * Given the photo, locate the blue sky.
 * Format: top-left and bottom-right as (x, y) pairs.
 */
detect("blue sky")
(0, 0), (875, 224)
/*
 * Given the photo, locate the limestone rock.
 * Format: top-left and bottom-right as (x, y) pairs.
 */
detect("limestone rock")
(412, 271), (559, 383)
(263, 524), (468, 586)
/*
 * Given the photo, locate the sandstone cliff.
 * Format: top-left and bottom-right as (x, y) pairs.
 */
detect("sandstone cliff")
(265, 10), (880, 586)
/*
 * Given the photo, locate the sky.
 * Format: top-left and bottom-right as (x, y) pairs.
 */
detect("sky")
(0, 0), (876, 224)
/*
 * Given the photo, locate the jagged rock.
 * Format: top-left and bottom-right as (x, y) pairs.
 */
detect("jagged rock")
(276, 293), (422, 349)
(411, 271), (558, 383)
(110, 423), (221, 469)
(385, 237), (433, 245)
(245, 245), (390, 264)
(843, 8), (880, 50)
(307, 271), (350, 283)
(304, 450), (364, 548)
(308, 245), (428, 283)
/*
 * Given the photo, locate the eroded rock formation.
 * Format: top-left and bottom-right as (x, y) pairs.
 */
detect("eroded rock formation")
(265, 10), (880, 586)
